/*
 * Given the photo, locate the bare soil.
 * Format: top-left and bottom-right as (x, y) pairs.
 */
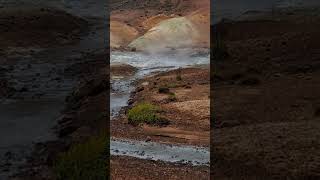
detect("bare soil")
(111, 63), (137, 77)
(111, 67), (210, 147)
(212, 11), (320, 179)
(0, 7), (88, 49)
(110, 0), (209, 26)
(111, 156), (209, 180)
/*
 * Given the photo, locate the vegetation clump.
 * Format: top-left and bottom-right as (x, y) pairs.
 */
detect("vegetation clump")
(168, 92), (177, 101)
(128, 103), (161, 125)
(176, 68), (182, 81)
(176, 74), (182, 81)
(53, 134), (107, 180)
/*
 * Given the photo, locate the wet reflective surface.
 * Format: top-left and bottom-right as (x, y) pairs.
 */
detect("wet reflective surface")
(111, 139), (210, 166)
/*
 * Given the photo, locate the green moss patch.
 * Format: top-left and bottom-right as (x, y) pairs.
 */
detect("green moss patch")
(128, 103), (161, 125)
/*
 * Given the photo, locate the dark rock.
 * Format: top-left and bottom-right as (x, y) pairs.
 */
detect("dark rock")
(158, 87), (170, 94)
(136, 86), (144, 92)
(183, 85), (192, 89)
(128, 98), (134, 105)
(153, 118), (170, 127)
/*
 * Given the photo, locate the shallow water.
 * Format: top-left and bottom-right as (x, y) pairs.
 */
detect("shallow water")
(111, 139), (210, 166)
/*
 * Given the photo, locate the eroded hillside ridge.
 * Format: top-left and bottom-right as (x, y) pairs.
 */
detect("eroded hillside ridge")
(110, 0), (210, 51)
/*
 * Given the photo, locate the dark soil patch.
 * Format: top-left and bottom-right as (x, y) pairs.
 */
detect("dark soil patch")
(0, 7), (89, 48)
(212, 11), (320, 179)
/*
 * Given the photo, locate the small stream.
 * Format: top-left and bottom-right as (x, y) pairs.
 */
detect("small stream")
(110, 49), (210, 165)
(111, 138), (210, 166)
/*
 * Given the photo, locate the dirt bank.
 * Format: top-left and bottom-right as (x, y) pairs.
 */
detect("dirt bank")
(110, 63), (137, 77)
(111, 66), (210, 147)
(0, 7), (88, 49)
(111, 156), (209, 180)
(212, 9), (320, 179)
(55, 53), (108, 140)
